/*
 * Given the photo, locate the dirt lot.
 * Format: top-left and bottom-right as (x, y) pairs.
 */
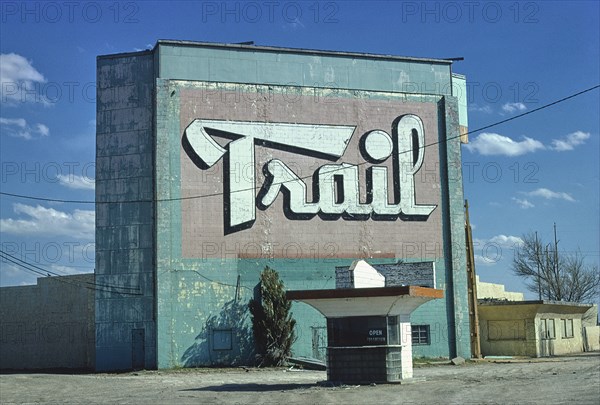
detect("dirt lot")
(1, 353), (599, 404)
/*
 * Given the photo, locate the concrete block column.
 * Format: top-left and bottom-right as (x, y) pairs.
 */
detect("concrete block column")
(399, 315), (413, 379)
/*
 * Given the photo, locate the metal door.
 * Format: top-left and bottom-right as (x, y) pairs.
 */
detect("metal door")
(132, 329), (145, 370)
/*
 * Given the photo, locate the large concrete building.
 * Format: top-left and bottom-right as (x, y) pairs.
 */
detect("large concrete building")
(95, 40), (471, 371)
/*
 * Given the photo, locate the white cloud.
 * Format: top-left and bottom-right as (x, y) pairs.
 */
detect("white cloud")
(474, 254), (498, 267)
(512, 197), (535, 209)
(0, 53), (46, 105)
(0, 117), (26, 127)
(0, 117), (49, 140)
(57, 174), (95, 190)
(35, 123), (49, 136)
(0, 203), (94, 240)
(0, 53), (44, 83)
(488, 234), (524, 248)
(0, 262), (38, 286)
(502, 102), (527, 113)
(133, 43), (153, 52)
(472, 234), (524, 267)
(524, 188), (575, 202)
(464, 133), (545, 156)
(474, 235), (523, 249)
(466, 130), (591, 156)
(49, 264), (93, 275)
(550, 131), (591, 151)
(282, 17), (306, 31)
(468, 103), (493, 114)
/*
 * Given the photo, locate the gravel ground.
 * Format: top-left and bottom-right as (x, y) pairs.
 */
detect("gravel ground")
(1, 353), (599, 404)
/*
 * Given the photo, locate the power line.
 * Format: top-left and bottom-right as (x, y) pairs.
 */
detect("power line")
(0, 249), (73, 278)
(0, 254), (48, 278)
(11, 254), (141, 292)
(1, 84), (598, 206)
(466, 84), (599, 133)
(0, 193), (93, 204)
(1, 252), (94, 291)
(0, 249), (142, 295)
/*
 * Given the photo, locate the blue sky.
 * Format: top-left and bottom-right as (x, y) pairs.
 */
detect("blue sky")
(1, 1), (598, 302)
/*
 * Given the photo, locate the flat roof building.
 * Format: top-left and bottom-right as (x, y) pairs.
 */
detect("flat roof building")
(478, 300), (595, 357)
(95, 40), (471, 370)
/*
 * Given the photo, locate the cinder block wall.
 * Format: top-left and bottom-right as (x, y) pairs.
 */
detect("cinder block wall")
(0, 275), (95, 370)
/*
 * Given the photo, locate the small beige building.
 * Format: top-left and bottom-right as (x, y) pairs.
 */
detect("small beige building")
(478, 300), (593, 357)
(475, 276), (598, 357)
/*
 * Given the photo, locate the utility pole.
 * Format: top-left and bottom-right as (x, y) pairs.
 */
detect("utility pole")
(464, 200), (481, 359)
(545, 244), (551, 300)
(535, 231), (542, 300)
(553, 222), (560, 300)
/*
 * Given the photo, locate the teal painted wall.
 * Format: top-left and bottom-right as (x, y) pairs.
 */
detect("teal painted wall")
(156, 42), (453, 96)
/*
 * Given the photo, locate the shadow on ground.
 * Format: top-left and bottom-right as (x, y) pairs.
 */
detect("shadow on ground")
(182, 383), (317, 392)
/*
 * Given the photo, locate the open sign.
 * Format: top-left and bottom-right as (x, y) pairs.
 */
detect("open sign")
(369, 329), (384, 336)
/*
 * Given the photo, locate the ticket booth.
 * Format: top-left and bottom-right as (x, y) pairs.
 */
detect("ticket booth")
(287, 285), (443, 383)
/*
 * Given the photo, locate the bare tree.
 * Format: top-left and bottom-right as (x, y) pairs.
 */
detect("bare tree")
(512, 232), (599, 303)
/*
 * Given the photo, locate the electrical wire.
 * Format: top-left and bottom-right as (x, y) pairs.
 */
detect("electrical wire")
(0, 249), (143, 295)
(0, 252), (95, 291)
(175, 269), (254, 292)
(1, 84), (598, 205)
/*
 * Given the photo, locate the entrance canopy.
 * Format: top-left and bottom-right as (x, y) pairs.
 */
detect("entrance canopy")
(287, 286), (443, 317)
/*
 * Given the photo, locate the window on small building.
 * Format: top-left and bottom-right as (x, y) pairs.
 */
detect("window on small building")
(561, 319), (574, 338)
(547, 319), (556, 339)
(412, 324), (430, 345)
(541, 319), (556, 340)
(387, 316), (400, 345)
